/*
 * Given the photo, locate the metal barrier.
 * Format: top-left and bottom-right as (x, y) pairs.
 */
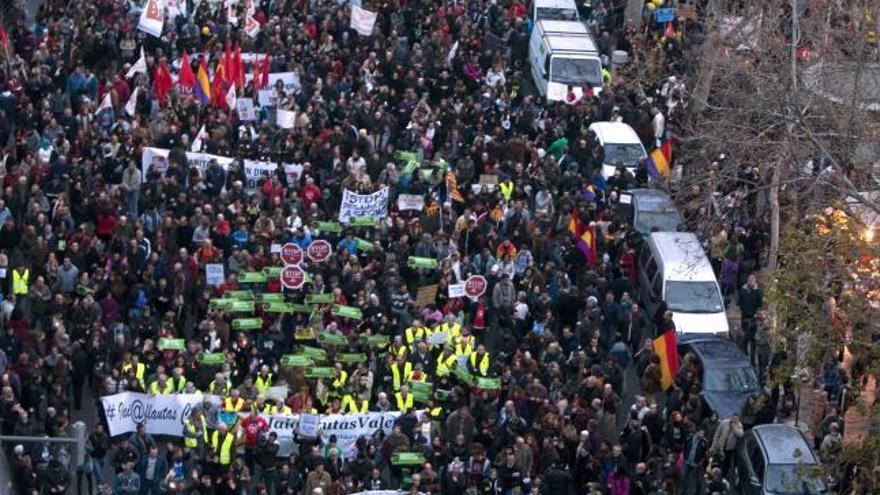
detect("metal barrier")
(0, 421), (88, 467)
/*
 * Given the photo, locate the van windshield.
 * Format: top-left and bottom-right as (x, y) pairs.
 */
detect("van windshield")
(551, 57), (603, 87)
(536, 7), (579, 21)
(665, 281), (724, 313)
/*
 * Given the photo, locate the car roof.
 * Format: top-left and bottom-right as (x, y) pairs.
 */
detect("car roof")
(588, 122), (642, 145)
(647, 232), (715, 281)
(752, 425), (819, 465)
(683, 338), (750, 368)
(547, 36), (598, 52)
(630, 189), (677, 211)
(538, 20), (590, 36)
(534, 0), (578, 11)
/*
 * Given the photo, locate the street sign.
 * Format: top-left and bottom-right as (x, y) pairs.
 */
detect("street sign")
(307, 240), (332, 262)
(280, 243), (303, 265)
(281, 265), (305, 289)
(464, 275), (488, 298)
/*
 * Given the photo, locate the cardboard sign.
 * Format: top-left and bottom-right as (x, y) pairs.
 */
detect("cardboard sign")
(415, 285), (439, 307)
(479, 174), (499, 187)
(294, 328), (316, 340)
(655, 8), (676, 23)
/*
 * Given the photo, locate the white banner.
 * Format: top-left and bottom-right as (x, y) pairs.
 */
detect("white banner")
(350, 6), (377, 36)
(141, 147), (234, 181)
(257, 72), (302, 106)
(138, 0), (165, 37)
(397, 194), (425, 211)
(243, 159), (278, 192)
(339, 187), (389, 223)
(101, 393), (218, 437)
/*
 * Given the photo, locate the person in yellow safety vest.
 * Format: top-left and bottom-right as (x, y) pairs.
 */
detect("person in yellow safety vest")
(409, 363), (428, 382)
(341, 393), (369, 413)
(207, 372), (232, 397)
(170, 368), (187, 392)
(405, 320), (433, 346)
(389, 355), (413, 391)
(148, 373), (176, 395)
(182, 382), (202, 395)
(11, 264), (29, 296)
(388, 335), (408, 358)
(454, 331), (475, 358)
(602, 67), (612, 85)
(263, 399), (293, 415)
(254, 365), (273, 394)
(183, 411), (206, 450)
(328, 363), (348, 399)
(469, 344), (491, 376)
(499, 180), (514, 202)
(435, 319), (461, 344)
(210, 423), (237, 470)
(426, 399), (444, 420)
(223, 390), (246, 412)
(435, 347), (458, 377)
(394, 385), (414, 412)
(122, 355), (146, 389)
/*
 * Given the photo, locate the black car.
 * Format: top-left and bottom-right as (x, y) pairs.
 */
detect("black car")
(679, 337), (760, 419)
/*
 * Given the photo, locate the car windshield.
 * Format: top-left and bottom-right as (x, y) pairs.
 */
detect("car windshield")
(551, 57), (603, 87)
(704, 366), (759, 393)
(604, 143), (645, 167)
(635, 209), (681, 233)
(665, 281), (724, 313)
(536, 7), (578, 20)
(765, 464), (826, 494)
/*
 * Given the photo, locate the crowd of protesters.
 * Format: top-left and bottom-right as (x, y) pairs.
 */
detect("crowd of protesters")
(0, 0), (868, 494)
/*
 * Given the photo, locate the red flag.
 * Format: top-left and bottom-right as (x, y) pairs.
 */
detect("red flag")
(212, 63), (228, 109)
(234, 44), (245, 89)
(660, 139), (673, 165)
(178, 50), (196, 91)
(0, 26), (9, 47)
(251, 58), (260, 90)
(224, 40), (234, 85)
(259, 53), (270, 89)
(153, 60), (173, 104)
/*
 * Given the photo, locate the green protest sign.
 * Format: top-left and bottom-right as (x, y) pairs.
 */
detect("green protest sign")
(264, 302), (294, 313)
(280, 355), (313, 367)
(409, 381), (434, 403)
(331, 305), (363, 320)
(362, 334), (390, 346)
(232, 318), (263, 330)
(238, 272), (267, 283)
(301, 346), (327, 360)
(354, 237), (374, 251)
(435, 389), (452, 401)
(158, 338), (185, 350)
(210, 298), (236, 310)
(307, 293), (334, 305)
(349, 216), (375, 227)
(317, 332), (349, 346)
(259, 293), (285, 303)
(395, 150), (419, 165)
(263, 266), (283, 278)
(229, 301), (255, 313)
(338, 353), (366, 364)
(392, 452), (426, 466)
(199, 353), (226, 365)
(224, 290), (255, 300)
(304, 367), (336, 378)
(316, 221), (343, 233)
(475, 377), (501, 390)
(408, 256), (438, 269)
(419, 168), (434, 181)
(292, 304), (313, 314)
(453, 365), (474, 385)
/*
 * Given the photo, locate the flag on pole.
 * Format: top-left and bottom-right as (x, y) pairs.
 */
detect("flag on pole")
(234, 44), (245, 90)
(660, 139), (673, 166)
(225, 83), (237, 112)
(646, 147), (671, 180)
(194, 58), (212, 106)
(224, 41), (234, 85)
(446, 170), (464, 202)
(652, 330), (680, 390)
(192, 124), (207, 152)
(0, 26), (9, 47)
(126, 48), (147, 79)
(212, 63), (227, 109)
(153, 60), (173, 104)
(125, 87), (139, 116)
(177, 51), (196, 92)
(259, 54), (270, 89)
(568, 212), (596, 266)
(94, 92), (113, 115)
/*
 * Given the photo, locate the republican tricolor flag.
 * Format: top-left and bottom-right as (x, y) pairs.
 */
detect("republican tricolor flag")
(568, 212), (596, 266)
(653, 330), (680, 390)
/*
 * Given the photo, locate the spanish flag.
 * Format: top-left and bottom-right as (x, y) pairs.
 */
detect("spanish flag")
(194, 58), (212, 106)
(646, 147), (671, 180)
(653, 330), (680, 390)
(568, 212), (596, 266)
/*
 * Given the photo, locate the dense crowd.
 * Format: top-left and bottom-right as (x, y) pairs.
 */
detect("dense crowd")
(0, 0), (860, 494)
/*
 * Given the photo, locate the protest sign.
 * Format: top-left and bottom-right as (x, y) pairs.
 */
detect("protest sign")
(238, 272), (267, 284)
(256, 72), (302, 106)
(315, 221), (343, 233)
(280, 355), (312, 367)
(232, 318), (263, 330)
(100, 393), (217, 437)
(448, 283), (466, 298)
(307, 293), (334, 305)
(158, 338), (185, 350)
(284, 163), (303, 185)
(415, 285), (439, 307)
(350, 6), (377, 36)
(224, 290), (255, 300)
(317, 332), (349, 345)
(236, 98), (256, 121)
(331, 305), (363, 320)
(297, 413), (320, 437)
(205, 264), (225, 286)
(243, 160), (279, 192)
(141, 147), (235, 182)
(397, 194), (425, 211)
(277, 109), (296, 129)
(408, 256), (438, 269)
(137, 0), (165, 37)
(338, 187), (389, 223)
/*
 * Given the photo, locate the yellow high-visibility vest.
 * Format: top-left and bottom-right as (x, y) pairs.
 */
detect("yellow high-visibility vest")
(341, 394), (369, 413)
(12, 269), (28, 295)
(405, 326), (433, 345)
(499, 181), (514, 202)
(261, 404), (292, 415)
(390, 344), (408, 358)
(183, 420), (199, 448)
(394, 392), (414, 412)
(208, 380), (232, 396)
(174, 376), (186, 392)
(435, 353), (457, 377)
(122, 362), (146, 388)
(435, 322), (461, 342)
(469, 352), (490, 376)
(211, 431), (235, 465)
(429, 406), (443, 419)
(224, 397), (245, 412)
(455, 339), (474, 358)
(390, 362), (413, 391)
(255, 373), (273, 394)
(149, 380), (176, 395)
(331, 370), (348, 390)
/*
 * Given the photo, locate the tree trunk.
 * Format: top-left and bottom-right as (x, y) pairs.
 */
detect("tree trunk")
(768, 165), (780, 271)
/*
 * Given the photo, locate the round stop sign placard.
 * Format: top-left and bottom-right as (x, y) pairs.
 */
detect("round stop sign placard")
(281, 265), (305, 289)
(307, 240), (332, 262)
(465, 275), (488, 298)
(280, 243), (303, 265)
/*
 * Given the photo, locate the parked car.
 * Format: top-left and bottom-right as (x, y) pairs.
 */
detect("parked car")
(587, 122), (647, 179)
(736, 424), (827, 495)
(679, 337), (759, 418)
(618, 188), (683, 235)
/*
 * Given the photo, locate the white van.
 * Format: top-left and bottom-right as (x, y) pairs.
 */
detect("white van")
(532, 0), (579, 22)
(638, 232), (729, 337)
(528, 20), (604, 101)
(588, 122), (647, 179)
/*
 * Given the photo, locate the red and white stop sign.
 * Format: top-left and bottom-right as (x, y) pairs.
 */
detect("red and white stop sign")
(281, 265), (305, 289)
(465, 275), (488, 298)
(307, 240), (332, 262)
(280, 243), (303, 265)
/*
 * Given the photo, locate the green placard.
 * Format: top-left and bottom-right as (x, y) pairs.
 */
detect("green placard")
(317, 332), (349, 345)
(409, 381), (434, 403)
(475, 377), (501, 390)
(453, 365), (474, 386)
(338, 353), (366, 364)
(263, 266), (283, 278)
(58, 240), (66, 251)
(230, 301), (255, 313)
(210, 298), (236, 310)
(395, 150), (419, 165)
(158, 338), (186, 350)
(307, 293), (334, 305)
(224, 290), (254, 300)
(349, 216), (375, 227)
(408, 256), (438, 269)
(199, 353), (226, 365)
(436, 389), (452, 401)
(419, 168), (435, 181)
(280, 355), (313, 367)
(392, 452), (426, 466)
(362, 334), (390, 346)
(301, 346), (327, 360)
(331, 305), (363, 320)
(264, 302), (294, 313)
(238, 272), (267, 283)
(316, 221), (342, 233)
(232, 318), (263, 330)
(304, 367), (336, 378)
(292, 304), (313, 314)
(259, 293), (285, 303)
(354, 237), (374, 251)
